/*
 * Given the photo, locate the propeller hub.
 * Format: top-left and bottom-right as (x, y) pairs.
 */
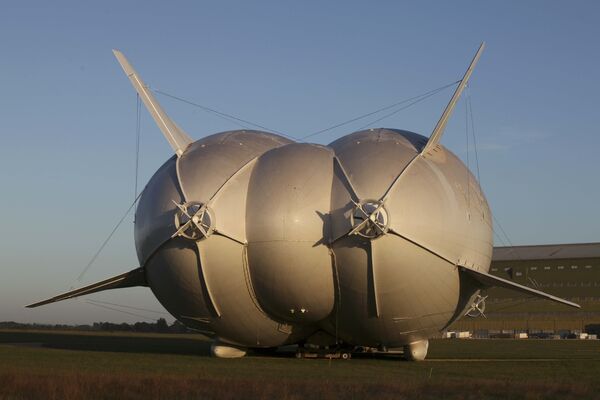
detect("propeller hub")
(173, 201), (215, 241)
(350, 200), (389, 239)
(465, 294), (487, 318)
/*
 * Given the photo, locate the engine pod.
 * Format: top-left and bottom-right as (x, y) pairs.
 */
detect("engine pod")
(246, 143), (335, 324)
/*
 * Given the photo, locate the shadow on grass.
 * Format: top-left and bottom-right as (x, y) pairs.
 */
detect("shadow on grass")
(0, 331), (212, 356)
(0, 330), (420, 362)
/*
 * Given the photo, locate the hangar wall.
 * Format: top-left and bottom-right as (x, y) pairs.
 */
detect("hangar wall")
(450, 242), (600, 335)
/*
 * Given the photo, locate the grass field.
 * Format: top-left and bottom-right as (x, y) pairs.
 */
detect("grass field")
(1, 329), (599, 399)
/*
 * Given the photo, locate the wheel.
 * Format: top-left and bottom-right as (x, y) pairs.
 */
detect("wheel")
(295, 352), (303, 359)
(340, 352), (351, 360)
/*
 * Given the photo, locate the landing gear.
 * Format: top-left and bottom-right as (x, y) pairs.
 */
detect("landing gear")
(210, 342), (247, 358)
(403, 339), (429, 361)
(295, 345), (353, 360)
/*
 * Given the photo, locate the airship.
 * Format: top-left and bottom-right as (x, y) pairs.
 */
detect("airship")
(28, 43), (579, 361)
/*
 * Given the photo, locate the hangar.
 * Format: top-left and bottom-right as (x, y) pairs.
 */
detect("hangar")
(451, 242), (600, 336)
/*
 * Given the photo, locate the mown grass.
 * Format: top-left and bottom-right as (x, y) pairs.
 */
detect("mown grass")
(1, 330), (599, 399)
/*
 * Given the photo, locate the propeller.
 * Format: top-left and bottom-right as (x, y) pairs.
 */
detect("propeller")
(465, 294), (487, 318)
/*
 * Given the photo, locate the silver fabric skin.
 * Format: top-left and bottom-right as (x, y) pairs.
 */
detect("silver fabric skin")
(138, 128), (493, 349)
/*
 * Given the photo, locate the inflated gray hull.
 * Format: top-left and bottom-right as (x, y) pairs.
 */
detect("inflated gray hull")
(136, 128), (492, 348)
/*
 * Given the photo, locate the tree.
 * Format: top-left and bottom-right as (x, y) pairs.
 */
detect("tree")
(156, 318), (169, 333)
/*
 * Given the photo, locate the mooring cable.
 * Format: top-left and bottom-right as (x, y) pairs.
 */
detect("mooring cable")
(87, 299), (170, 316)
(85, 300), (157, 321)
(153, 88), (297, 141)
(134, 93), (142, 203)
(467, 88), (481, 183)
(75, 191), (143, 283)
(302, 80), (460, 140)
(153, 81), (459, 143)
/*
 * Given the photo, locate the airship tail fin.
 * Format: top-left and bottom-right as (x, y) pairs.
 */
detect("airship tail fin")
(459, 266), (580, 309)
(422, 42), (485, 154)
(112, 49), (193, 156)
(26, 267), (147, 308)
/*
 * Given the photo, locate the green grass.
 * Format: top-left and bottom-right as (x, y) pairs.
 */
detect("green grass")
(1, 329), (599, 399)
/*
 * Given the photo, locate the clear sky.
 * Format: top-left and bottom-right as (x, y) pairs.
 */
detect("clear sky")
(1, 1), (599, 324)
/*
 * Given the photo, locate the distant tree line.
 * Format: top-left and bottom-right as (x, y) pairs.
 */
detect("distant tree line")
(0, 318), (191, 333)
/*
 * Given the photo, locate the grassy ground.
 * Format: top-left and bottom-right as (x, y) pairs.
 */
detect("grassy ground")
(0, 329), (599, 399)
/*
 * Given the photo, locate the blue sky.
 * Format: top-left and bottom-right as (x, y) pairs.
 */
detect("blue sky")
(1, 1), (599, 324)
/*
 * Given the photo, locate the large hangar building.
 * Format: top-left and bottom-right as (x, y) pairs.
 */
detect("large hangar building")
(451, 242), (600, 336)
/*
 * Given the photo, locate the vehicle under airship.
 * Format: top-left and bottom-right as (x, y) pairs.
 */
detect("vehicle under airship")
(28, 43), (579, 361)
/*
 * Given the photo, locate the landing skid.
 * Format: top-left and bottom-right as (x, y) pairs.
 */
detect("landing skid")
(295, 346), (352, 360)
(287, 340), (429, 361)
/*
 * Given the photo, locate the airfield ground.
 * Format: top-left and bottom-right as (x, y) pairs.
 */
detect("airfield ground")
(0, 330), (599, 400)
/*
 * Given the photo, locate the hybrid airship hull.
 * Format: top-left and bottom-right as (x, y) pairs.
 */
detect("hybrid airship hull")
(28, 44), (580, 361)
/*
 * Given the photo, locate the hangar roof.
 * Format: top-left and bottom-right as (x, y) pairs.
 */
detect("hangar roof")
(493, 242), (600, 262)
